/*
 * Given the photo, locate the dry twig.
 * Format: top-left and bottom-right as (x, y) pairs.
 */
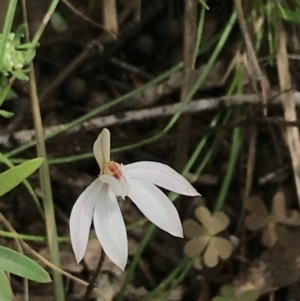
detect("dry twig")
(2, 92), (300, 148)
(276, 21), (300, 206)
(174, 0), (197, 171)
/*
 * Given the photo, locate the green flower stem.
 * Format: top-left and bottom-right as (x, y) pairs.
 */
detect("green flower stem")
(140, 257), (191, 301)
(0, 217), (149, 243)
(192, 4), (206, 67)
(214, 124), (242, 213)
(194, 111), (232, 178)
(160, 258), (194, 300)
(0, 230), (68, 242)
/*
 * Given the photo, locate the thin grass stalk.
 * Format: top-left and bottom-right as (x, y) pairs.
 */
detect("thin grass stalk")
(160, 259), (194, 300)
(28, 65), (65, 300)
(214, 123), (242, 213)
(116, 224), (156, 301)
(192, 4), (206, 67)
(140, 257), (191, 301)
(31, 0), (60, 46)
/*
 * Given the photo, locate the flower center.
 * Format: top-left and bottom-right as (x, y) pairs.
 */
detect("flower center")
(102, 161), (123, 180)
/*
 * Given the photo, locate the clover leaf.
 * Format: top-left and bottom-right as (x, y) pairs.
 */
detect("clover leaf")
(244, 191), (300, 247)
(183, 206), (232, 267)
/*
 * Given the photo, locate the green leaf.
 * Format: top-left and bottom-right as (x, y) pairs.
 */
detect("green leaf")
(51, 12), (68, 33)
(0, 153), (44, 217)
(220, 285), (235, 298)
(0, 246), (51, 282)
(277, 4), (300, 24)
(0, 270), (13, 301)
(198, 0), (209, 9)
(24, 49), (36, 63)
(0, 157), (44, 196)
(14, 24), (26, 43)
(11, 70), (28, 81)
(4, 88), (18, 100)
(240, 290), (259, 301)
(0, 110), (14, 118)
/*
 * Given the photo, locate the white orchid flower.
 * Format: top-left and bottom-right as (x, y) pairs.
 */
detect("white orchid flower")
(70, 128), (200, 270)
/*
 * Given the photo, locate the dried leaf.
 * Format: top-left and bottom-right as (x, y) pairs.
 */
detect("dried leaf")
(244, 196), (269, 231)
(184, 236), (210, 258)
(193, 257), (203, 270)
(209, 212), (230, 235)
(261, 223), (277, 247)
(244, 214), (267, 231)
(183, 219), (207, 238)
(203, 237), (232, 267)
(213, 237), (233, 260)
(195, 206), (212, 229)
(272, 191), (300, 226)
(203, 240), (219, 267)
(283, 210), (300, 226)
(195, 206), (229, 235)
(245, 196), (269, 218)
(272, 191), (287, 222)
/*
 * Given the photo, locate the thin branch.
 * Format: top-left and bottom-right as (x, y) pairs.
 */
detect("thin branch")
(276, 20), (300, 206)
(2, 91), (300, 148)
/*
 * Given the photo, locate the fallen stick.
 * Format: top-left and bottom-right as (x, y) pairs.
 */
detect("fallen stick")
(1, 91), (300, 147)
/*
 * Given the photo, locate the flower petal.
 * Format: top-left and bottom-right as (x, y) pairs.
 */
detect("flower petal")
(93, 128), (111, 170)
(128, 179), (183, 237)
(93, 185), (128, 270)
(124, 161), (200, 196)
(99, 174), (128, 199)
(70, 179), (103, 263)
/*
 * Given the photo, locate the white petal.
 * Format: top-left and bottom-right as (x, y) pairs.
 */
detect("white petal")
(70, 179), (103, 263)
(99, 174), (128, 198)
(93, 185), (128, 271)
(128, 179), (183, 237)
(93, 128), (111, 170)
(124, 161), (200, 196)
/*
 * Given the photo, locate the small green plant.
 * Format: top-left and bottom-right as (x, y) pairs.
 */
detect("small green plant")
(0, 156), (51, 300)
(0, 25), (36, 117)
(212, 285), (259, 301)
